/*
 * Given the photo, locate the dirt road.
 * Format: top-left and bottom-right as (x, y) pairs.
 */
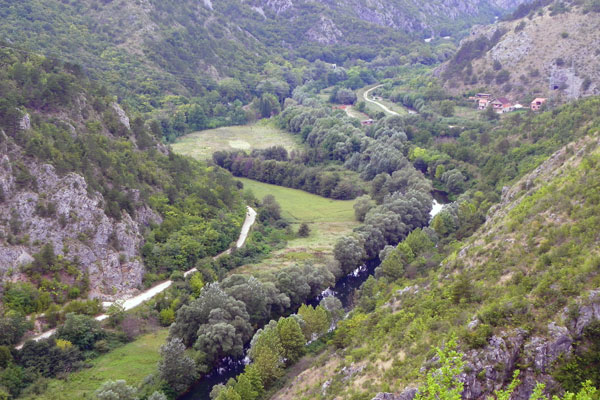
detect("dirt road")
(16, 206), (257, 349)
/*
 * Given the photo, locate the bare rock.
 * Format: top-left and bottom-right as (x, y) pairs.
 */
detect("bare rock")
(19, 113), (31, 131)
(372, 387), (417, 400)
(111, 102), (131, 130)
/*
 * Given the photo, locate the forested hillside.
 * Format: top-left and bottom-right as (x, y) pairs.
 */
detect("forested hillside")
(252, 97), (600, 400)
(0, 47), (243, 321)
(0, 0), (527, 141)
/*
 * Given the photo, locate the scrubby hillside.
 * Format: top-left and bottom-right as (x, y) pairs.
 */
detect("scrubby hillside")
(0, 48), (243, 309)
(0, 0), (529, 114)
(437, 0), (600, 102)
(264, 98), (600, 400)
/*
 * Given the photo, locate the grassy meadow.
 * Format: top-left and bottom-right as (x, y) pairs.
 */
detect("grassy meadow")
(24, 330), (168, 400)
(171, 121), (300, 160)
(236, 178), (360, 274)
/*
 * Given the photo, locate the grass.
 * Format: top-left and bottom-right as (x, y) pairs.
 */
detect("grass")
(24, 329), (168, 400)
(236, 178), (360, 274)
(171, 121), (301, 160)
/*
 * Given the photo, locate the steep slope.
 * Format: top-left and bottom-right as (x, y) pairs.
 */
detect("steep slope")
(0, 48), (243, 305)
(437, 2), (600, 101)
(250, 0), (518, 39)
(266, 99), (600, 399)
(0, 0), (529, 111)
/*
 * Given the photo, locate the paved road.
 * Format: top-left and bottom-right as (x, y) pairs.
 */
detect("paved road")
(363, 85), (399, 116)
(16, 206), (257, 349)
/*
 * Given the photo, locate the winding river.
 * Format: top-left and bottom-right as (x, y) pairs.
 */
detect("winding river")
(180, 195), (449, 399)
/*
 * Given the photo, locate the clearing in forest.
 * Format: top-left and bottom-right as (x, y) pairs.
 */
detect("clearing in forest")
(236, 178), (359, 274)
(171, 122), (300, 160)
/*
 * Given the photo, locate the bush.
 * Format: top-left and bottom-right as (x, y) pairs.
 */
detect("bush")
(297, 223), (310, 238)
(57, 313), (104, 350)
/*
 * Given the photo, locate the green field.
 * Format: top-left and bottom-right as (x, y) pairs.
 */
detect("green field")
(236, 178), (359, 274)
(25, 330), (168, 400)
(171, 122), (300, 160)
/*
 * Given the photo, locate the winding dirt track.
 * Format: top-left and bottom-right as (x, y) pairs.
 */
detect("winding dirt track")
(16, 206), (257, 349)
(363, 85), (400, 116)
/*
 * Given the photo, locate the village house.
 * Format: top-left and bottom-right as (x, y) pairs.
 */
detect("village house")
(531, 98), (547, 111)
(478, 98), (490, 110)
(361, 119), (374, 126)
(469, 93), (492, 110)
(491, 97), (513, 113)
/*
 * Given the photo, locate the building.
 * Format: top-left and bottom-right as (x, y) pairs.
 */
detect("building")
(478, 98), (490, 110)
(531, 98), (547, 111)
(361, 119), (374, 126)
(491, 97), (513, 113)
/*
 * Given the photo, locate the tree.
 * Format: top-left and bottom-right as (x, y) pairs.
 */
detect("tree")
(353, 195), (375, 222)
(441, 169), (466, 195)
(148, 392), (168, 400)
(440, 100), (455, 117)
(234, 374), (259, 400)
(298, 223), (310, 237)
(170, 284), (251, 351)
(297, 305), (330, 340)
(95, 380), (137, 400)
(57, 313), (104, 350)
(380, 242), (414, 280)
(214, 387), (241, 400)
(414, 337), (464, 400)
(158, 337), (197, 394)
(320, 296), (344, 324)
(258, 195), (281, 222)
(276, 317), (306, 364)
(249, 322), (284, 385)
(334, 235), (367, 275)
(0, 312), (32, 346)
(189, 272), (205, 297)
(335, 88), (357, 105)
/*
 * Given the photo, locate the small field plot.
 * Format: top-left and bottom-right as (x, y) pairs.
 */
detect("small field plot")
(172, 122), (300, 160)
(25, 329), (168, 400)
(236, 178), (360, 274)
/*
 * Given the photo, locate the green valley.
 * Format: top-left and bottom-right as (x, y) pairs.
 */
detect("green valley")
(1, 1), (600, 400)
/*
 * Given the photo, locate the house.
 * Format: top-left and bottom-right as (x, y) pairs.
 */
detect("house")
(491, 97), (513, 113)
(478, 98), (490, 110)
(469, 93), (492, 101)
(361, 119), (374, 126)
(531, 98), (547, 111)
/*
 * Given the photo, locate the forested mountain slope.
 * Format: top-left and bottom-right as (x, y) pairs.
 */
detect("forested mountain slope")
(266, 98), (600, 400)
(0, 0), (527, 114)
(437, 0), (600, 102)
(0, 48), (243, 308)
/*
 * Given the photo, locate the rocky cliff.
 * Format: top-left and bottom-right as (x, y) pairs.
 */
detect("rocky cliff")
(437, 3), (600, 101)
(0, 121), (161, 299)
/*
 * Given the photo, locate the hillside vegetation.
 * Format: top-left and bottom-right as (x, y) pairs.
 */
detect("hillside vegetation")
(438, 1), (600, 102)
(262, 98), (600, 399)
(0, 47), (243, 323)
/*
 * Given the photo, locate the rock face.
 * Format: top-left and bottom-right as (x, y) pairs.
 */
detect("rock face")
(0, 130), (161, 299)
(438, 5), (600, 100)
(372, 387), (417, 400)
(111, 102), (131, 130)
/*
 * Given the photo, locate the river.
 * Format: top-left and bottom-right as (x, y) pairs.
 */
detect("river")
(179, 258), (380, 399)
(180, 197), (448, 399)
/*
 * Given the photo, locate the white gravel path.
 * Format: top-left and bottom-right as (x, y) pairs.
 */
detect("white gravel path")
(16, 206), (257, 349)
(363, 85), (399, 116)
